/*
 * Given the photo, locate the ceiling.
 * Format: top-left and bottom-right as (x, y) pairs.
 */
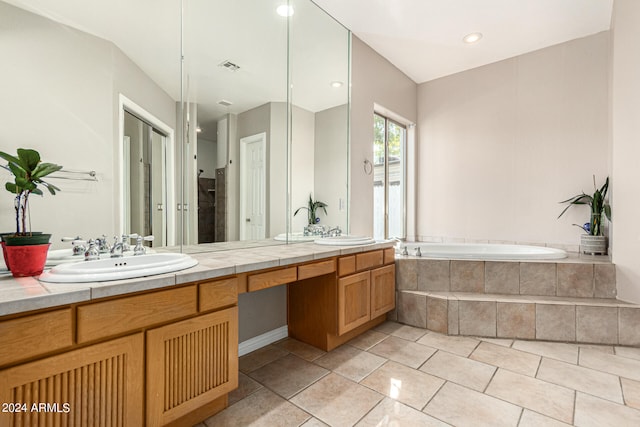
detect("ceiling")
(5, 0), (614, 140)
(4, 0), (349, 140)
(313, 0), (614, 83)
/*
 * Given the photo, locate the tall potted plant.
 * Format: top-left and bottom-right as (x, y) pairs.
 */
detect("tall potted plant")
(558, 175), (611, 255)
(0, 148), (62, 276)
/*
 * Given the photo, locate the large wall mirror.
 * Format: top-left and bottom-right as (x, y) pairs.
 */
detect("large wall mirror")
(0, 0), (349, 253)
(182, 0), (350, 248)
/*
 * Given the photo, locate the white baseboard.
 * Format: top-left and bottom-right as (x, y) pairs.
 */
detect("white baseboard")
(238, 325), (289, 357)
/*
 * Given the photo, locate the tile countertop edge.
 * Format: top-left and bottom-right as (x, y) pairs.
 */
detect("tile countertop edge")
(0, 241), (395, 317)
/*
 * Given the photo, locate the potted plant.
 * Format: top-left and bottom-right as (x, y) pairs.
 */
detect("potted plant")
(0, 148), (62, 276)
(294, 194), (328, 225)
(558, 175), (611, 255)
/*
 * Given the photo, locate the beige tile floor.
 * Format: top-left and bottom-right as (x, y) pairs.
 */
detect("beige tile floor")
(198, 321), (640, 426)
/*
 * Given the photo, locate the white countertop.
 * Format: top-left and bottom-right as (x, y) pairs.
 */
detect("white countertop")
(0, 241), (394, 317)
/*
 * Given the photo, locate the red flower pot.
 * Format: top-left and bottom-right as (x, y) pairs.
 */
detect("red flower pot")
(1, 241), (9, 271)
(4, 243), (50, 277)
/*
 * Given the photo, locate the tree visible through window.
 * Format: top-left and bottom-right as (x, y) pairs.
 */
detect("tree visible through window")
(373, 113), (405, 240)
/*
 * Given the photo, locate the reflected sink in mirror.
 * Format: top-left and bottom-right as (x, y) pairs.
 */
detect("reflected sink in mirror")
(314, 236), (376, 246)
(39, 253), (198, 283)
(273, 233), (315, 242)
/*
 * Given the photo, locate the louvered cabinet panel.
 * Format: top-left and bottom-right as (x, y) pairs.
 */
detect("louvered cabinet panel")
(0, 334), (144, 427)
(146, 307), (238, 426)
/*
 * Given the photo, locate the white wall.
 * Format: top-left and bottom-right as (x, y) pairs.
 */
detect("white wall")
(416, 32), (610, 248)
(314, 104), (349, 231)
(0, 2), (176, 248)
(197, 138), (217, 180)
(291, 105), (316, 231)
(611, 0), (640, 303)
(350, 36), (418, 236)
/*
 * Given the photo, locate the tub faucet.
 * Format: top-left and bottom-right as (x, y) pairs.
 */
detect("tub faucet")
(401, 246), (409, 256)
(415, 247), (422, 257)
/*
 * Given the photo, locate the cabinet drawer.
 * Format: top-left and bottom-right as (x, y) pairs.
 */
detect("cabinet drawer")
(356, 250), (383, 271)
(338, 256), (356, 277)
(0, 308), (72, 367)
(77, 286), (197, 343)
(298, 259), (336, 280)
(248, 267), (297, 292)
(384, 248), (396, 265)
(199, 277), (238, 312)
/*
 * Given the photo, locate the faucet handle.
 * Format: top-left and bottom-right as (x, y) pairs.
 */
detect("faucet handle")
(61, 236), (82, 242)
(84, 239), (100, 261)
(133, 235), (154, 256)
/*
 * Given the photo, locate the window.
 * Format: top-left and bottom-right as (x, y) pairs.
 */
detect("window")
(373, 113), (406, 240)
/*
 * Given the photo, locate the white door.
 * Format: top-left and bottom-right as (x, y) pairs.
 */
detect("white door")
(240, 133), (266, 240)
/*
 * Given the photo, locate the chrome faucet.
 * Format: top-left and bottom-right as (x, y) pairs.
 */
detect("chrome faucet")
(133, 235), (154, 256)
(61, 236), (86, 256)
(84, 240), (100, 261)
(96, 235), (111, 254)
(415, 247), (422, 257)
(110, 235), (124, 258)
(324, 226), (342, 237)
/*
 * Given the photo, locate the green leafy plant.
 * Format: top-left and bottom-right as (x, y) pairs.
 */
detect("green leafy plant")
(294, 194), (328, 225)
(558, 175), (611, 236)
(0, 148), (62, 235)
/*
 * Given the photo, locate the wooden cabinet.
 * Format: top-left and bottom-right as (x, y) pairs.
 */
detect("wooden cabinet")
(371, 264), (396, 319)
(338, 271), (371, 335)
(0, 308), (73, 367)
(0, 333), (144, 427)
(338, 264), (396, 335)
(289, 250), (396, 351)
(146, 307), (238, 426)
(248, 267), (297, 292)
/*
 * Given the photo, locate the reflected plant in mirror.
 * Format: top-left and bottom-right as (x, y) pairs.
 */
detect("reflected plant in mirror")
(294, 194), (327, 225)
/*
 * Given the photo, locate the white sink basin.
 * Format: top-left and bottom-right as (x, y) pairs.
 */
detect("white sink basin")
(39, 253), (198, 283)
(314, 235), (376, 246)
(46, 248), (156, 266)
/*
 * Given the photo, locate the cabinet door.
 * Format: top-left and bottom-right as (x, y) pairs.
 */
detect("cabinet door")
(146, 307), (238, 426)
(371, 264), (396, 319)
(338, 271), (371, 335)
(0, 333), (144, 427)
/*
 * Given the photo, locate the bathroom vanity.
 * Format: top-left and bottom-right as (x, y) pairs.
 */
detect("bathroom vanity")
(0, 242), (395, 426)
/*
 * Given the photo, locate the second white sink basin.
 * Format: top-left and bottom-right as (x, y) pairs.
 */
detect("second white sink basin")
(314, 235), (376, 246)
(39, 253), (198, 283)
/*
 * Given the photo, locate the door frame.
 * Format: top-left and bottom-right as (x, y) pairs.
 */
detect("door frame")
(118, 94), (176, 246)
(239, 132), (267, 240)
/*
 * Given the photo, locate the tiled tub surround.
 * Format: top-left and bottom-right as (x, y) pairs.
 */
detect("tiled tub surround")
(395, 256), (640, 346)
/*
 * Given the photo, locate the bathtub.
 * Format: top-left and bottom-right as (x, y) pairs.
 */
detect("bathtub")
(398, 242), (567, 260)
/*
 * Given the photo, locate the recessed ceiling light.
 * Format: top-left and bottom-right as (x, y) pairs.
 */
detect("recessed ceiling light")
(330, 81), (343, 88)
(463, 32), (483, 44)
(277, 4), (294, 17)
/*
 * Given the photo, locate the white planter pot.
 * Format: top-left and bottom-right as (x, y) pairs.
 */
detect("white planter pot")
(581, 235), (607, 255)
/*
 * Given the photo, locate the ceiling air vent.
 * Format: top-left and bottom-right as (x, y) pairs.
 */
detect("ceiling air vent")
(218, 60), (240, 72)
(218, 100), (233, 107)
